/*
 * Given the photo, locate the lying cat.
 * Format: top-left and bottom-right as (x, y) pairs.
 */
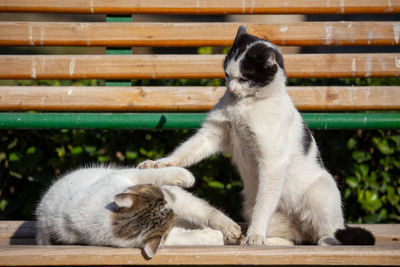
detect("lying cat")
(138, 26), (375, 246)
(36, 166), (242, 258)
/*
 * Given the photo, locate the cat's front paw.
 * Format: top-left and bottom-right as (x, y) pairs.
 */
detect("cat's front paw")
(222, 223), (243, 245)
(137, 158), (175, 169)
(242, 234), (267, 246)
(167, 167), (195, 188)
(209, 211), (242, 244)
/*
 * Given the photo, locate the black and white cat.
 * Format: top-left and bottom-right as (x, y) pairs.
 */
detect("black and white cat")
(139, 26), (374, 246)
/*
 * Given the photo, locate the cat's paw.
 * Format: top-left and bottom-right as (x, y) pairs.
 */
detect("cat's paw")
(137, 158), (175, 169)
(242, 234), (267, 246)
(209, 211), (242, 244)
(167, 167), (195, 188)
(223, 222), (242, 244)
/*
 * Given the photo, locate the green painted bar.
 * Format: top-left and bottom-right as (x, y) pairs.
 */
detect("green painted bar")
(0, 113), (399, 130)
(105, 15), (132, 87)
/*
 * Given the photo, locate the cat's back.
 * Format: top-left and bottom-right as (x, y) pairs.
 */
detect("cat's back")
(38, 166), (115, 207)
(36, 166), (131, 244)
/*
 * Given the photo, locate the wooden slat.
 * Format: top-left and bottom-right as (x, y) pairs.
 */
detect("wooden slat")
(0, 86), (399, 112)
(1, 220), (400, 266)
(2, 222), (398, 266)
(1, 22), (399, 47)
(1, 244), (400, 266)
(0, 54), (399, 80)
(0, 0), (399, 14)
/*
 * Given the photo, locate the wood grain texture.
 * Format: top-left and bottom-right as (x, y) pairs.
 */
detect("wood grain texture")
(1, 54), (399, 80)
(0, 86), (399, 112)
(0, 0), (399, 14)
(1, 222), (399, 266)
(1, 22), (399, 47)
(0, 243), (399, 266)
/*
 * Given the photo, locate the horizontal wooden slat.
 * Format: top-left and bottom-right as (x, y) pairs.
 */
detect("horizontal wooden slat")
(1, 22), (399, 47)
(1, 244), (399, 266)
(1, 0), (399, 14)
(0, 54), (399, 79)
(0, 86), (399, 111)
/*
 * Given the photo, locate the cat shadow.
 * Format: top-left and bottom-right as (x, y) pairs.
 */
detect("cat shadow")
(9, 221), (36, 245)
(9, 220), (152, 260)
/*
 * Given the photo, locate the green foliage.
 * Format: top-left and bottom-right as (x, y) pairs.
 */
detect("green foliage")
(0, 129), (243, 220)
(344, 130), (400, 223)
(1, 128), (399, 223)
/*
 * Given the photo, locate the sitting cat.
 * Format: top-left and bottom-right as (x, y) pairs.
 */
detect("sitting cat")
(138, 26), (375, 246)
(36, 166), (242, 258)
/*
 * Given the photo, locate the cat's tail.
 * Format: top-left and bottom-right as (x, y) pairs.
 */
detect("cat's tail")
(334, 226), (375, 245)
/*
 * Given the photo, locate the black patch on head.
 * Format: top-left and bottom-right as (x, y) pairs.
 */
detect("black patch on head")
(335, 226), (375, 245)
(239, 43), (279, 87)
(301, 120), (312, 155)
(223, 26), (286, 88)
(223, 33), (260, 70)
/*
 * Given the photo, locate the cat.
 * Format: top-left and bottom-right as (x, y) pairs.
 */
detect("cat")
(36, 166), (242, 259)
(138, 26), (375, 246)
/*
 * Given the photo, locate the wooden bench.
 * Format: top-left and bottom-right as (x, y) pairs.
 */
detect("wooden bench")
(0, 0), (399, 265)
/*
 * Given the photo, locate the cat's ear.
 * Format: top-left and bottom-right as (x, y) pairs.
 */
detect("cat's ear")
(114, 193), (137, 208)
(143, 236), (162, 259)
(233, 25), (248, 45)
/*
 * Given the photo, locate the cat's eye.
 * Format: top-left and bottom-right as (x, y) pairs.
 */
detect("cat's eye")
(224, 72), (230, 78)
(239, 78), (248, 83)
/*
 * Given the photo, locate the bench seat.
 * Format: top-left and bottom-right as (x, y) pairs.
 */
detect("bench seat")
(0, 221), (399, 266)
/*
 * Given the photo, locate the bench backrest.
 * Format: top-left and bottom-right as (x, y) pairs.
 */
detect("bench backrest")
(0, 0), (399, 130)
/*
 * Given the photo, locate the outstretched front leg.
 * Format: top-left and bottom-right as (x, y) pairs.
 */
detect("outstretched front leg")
(118, 167), (195, 188)
(161, 186), (242, 244)
(138, 120), (228, 169)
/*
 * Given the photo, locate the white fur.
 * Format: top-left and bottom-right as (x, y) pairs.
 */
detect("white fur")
(138, 41), (345, 246)
(36, 166), (241, 248)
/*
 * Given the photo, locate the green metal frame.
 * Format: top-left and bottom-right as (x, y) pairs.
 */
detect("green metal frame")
(105, 15), (132, 87)
(0, 113), (399, 130)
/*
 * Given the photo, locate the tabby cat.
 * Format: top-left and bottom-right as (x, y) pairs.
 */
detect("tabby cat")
(36, 166), (242, 258)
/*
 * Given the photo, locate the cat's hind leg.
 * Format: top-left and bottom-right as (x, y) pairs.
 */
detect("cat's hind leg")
(242, 211), (300, 246)
(264, 211), (301, 246)
(161, 186), (242, 244)
(36, 227), (52, 245)
(302, 174), (345, 246)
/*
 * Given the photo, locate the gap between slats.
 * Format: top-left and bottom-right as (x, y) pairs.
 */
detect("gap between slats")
(0, 0), (399, 14)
